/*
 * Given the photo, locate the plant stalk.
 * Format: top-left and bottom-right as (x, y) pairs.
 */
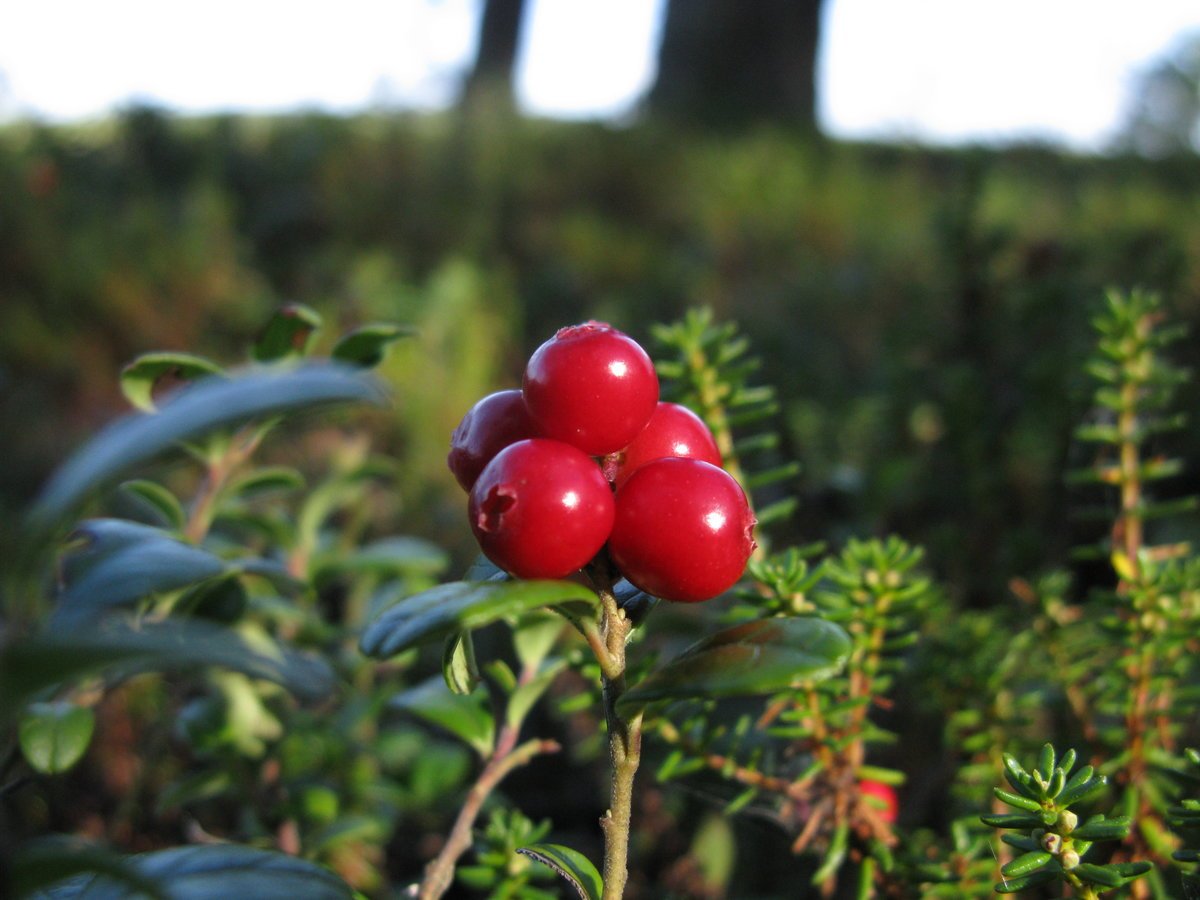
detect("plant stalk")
(597, 584), (642, 900)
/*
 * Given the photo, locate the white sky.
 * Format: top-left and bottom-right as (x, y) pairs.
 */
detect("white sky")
(0, 0), (1197, 151)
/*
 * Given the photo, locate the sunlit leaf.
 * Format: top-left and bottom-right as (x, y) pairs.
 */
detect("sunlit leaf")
(253, 304), (323, 363)
(330, 323), (414, 367)
(618, 617), (850, 715)
(391, 676), (493, 757)
(30, 364), (388, 528)
(360, 580), (597, 659)
(18, 702), (96, 774)
(25, 842), (353, 899)
(517, 843), (603, 900)
(120, 352), (224, 413)
(0, 618), (334, 723)
(443, 631), (480, 695)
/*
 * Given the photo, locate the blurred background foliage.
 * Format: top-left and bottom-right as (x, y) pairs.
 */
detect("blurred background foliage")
(3, 102), (1199, 602)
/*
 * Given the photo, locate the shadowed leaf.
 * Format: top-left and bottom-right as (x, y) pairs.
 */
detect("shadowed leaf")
(618, 617), (850, 714)
(331, 323), (414, 367)
(360, 580), (597, 659)
(120, 352), (224, 413)
(30, 365), (387, 528)
(18, 702), (96, 774)
(253, 304), (323, 362)
(391, 676), (494, 757)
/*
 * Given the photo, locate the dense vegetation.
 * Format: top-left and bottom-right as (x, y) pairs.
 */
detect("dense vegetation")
(1, 108), (1199, 897)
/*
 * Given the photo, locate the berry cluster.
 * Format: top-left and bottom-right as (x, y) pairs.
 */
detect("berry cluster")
(448, 322), (757, 603)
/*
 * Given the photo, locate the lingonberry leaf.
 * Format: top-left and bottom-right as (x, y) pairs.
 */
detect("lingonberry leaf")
(0, 618), (334, 723)
(115, 479), (186, 531)
(330, 322), (414, 367)
(119, 352), (224, 413)
(359, 580), (597, 659)
(23, 843), (353, 899)
(53, 520), (226, 629)
(516, 843), (603, 900)
(252, 304), (323, 362)
(18, 702), (96, 774)
(617, 617), (850, 715)
(30, 364), (387, 528)
(390, 676), (494, 757)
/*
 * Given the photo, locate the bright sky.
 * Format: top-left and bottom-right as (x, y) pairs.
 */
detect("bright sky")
(0, 0), (1197, 151)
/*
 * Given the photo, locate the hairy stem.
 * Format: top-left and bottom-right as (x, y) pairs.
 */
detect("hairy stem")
(418, 733), (560, 900)
(596, 583), (642, 900)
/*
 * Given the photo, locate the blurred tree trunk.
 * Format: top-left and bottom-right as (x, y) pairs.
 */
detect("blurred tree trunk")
(647, 0), (826, 129)
(460, 0), (526, 111)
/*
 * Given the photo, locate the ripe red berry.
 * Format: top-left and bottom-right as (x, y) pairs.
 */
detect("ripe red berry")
(608, 458), (756, 603)
(448, 389), (540, 491)
(468, 438), (615, 579)
(606, 402), (722, 489)
(523, 322), (659, 456)
(858, 780), (899, 824)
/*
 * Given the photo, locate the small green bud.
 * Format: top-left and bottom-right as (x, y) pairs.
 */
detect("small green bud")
(1061, 849), (1080, 870)
(1060, 810), (1078, 832)
(1041, 832), (1063, 855)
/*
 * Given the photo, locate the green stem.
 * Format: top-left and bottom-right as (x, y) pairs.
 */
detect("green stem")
(596, 582), (642, 900)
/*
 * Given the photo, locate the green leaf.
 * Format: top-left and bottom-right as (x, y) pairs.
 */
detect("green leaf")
(226, 466), (307, 498)
(18, 702), (96, 774)
(11, 837), (169, 900)
(116, 480), (186, 531)
(617, 617), (850, 715)
(442, 631), (481, 696)
(0, 618), (333, 723)
(390, 676), (494, 757)
(981, 813), (1044, 829)
(313, 536), (448, 584)
(1072, 862), (1123, 888)
(993, 788), (1041, 812)
(359, 580), (597, 659)
(53, 520), (226, 629)
(253, 304), (323, 362)
(513, 613), (566, 672)
(517, 844), (603, 900)
(26, 843), (354, 899)
(507, 660), (568, 731)
(994, 869), (1057, 893)
(1072, 816), (1131, 841)
(1000, 850), (1052, 878)
(330, 323), (414, 367)
(30, 364), (387, 528)
(120, 352), (224, 413)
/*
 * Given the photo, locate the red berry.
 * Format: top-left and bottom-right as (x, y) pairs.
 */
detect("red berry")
(606, 402), (722, 489)
(523, 321), (659, 456)
(608, 458), (755, 603)
(468, 438), (615, 579)
(858, 780), (899, 824)
(448, 390), (540, 491)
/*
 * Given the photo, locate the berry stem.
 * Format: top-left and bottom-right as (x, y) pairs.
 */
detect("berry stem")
(595, 577), (643, 900)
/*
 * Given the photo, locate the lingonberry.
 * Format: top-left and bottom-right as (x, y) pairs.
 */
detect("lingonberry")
(448, 389), (540, 490)
(608, 458), (756, 603)
(468, 438), (614, 579)
(858, 780), (899, 825)
(523, 321), (659, 456)
(605, 401), (722, 489)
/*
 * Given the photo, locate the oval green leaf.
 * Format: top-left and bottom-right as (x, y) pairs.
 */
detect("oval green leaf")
(517, 843), (603, 900)
(0, 618), (334, 723)
(120, 352), (224, 413)
(253, 304), (323, 362)
(359, 580), (597, 659)
(54, 521), (227, 629)
(19, 702), (96, 774)
(30, 364), (387, 528)
(617, 617), (851, 715)
(116, 480), (186, 531)
(391, 676), (494, 757)
(27, 843), (353, 899)
(331, 323), (414, 368)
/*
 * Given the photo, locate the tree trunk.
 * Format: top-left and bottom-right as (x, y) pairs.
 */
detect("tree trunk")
(647, 0), (825, 129)
(460, 0), (526, 112)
